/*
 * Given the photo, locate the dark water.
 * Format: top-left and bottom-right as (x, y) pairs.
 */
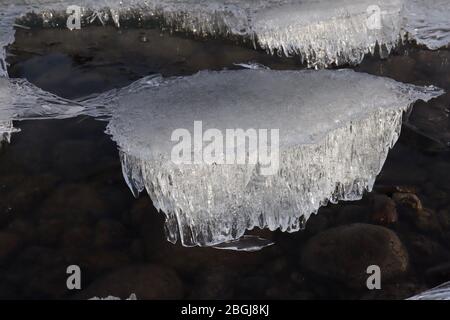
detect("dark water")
(0, 26), (449, 300)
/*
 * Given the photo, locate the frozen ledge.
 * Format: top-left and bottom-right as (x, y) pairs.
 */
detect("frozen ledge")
(96, 69), (443, 247)
(1, 0), (449, 74)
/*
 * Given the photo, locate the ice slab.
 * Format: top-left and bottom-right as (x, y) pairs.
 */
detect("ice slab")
(98, 69), (443, 247)
(408, 281), (450, 300)
(2, 0), (448, 71)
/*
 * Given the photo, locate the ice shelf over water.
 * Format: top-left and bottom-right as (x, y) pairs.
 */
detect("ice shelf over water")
(0, 0), (449, 73)
(97, 69), (443, 247)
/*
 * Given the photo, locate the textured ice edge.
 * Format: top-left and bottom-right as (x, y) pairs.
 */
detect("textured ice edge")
(0, 0), (449, 76)
(99, 69), (443, 247)
(0, 77), (102, 141)
(408, 281), (450, 300)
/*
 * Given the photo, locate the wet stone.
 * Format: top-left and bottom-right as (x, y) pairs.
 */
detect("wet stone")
(369, 194), (398, 226)
(301, 223), (409, 288)
(406, 234), (450, 269)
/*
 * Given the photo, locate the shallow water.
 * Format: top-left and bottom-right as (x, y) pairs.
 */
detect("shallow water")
(0, 26), (449, 299)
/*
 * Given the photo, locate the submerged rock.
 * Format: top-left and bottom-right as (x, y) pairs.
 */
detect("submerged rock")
(370, 194), (398, 225)
(301, 223), (409, 287)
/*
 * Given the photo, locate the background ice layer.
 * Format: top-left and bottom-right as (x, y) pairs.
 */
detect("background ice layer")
(99, 69), (444, 247)
(1, 0), (449, 75)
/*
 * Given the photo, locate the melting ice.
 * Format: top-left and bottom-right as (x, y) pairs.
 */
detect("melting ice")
(99, 69), (443, 247)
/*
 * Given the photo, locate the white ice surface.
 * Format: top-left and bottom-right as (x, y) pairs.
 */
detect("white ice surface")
(403, 0), (450, 50)
(97, 69), (443, 247)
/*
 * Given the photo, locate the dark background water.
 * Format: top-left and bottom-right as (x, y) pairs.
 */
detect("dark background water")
(0, 26), (449, 299)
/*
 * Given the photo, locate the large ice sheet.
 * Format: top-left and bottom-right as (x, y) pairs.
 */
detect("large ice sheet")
(2, 0), (447, 71)
(100, 69), (443, 247)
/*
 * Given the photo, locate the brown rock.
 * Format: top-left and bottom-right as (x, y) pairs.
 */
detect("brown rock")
(370, 194), (398, 225)
(392, 192), (423, 211)
(407, 234), (450, 268)
(301, 223), (408, 287)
